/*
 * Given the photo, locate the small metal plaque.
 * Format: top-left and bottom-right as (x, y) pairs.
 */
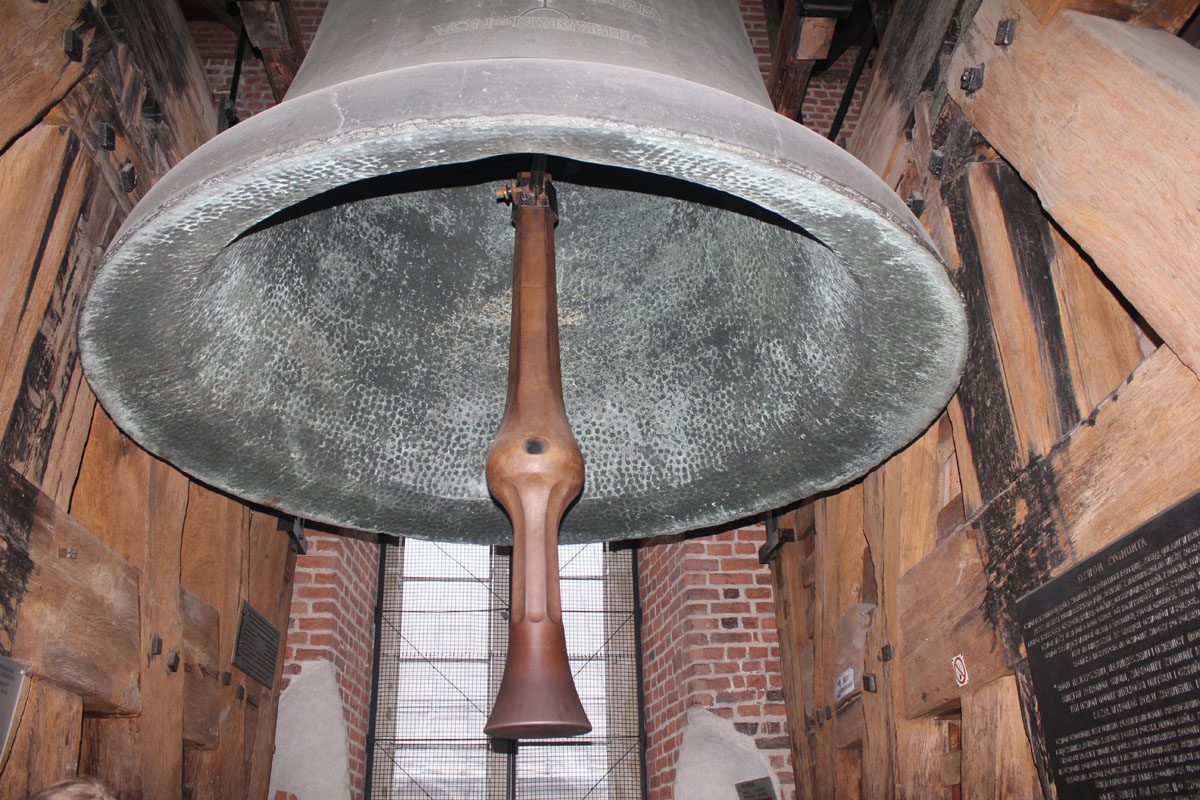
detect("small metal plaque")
(1016, 490), (1200, 799)
(0, 656), (28, 764)
(734, 777), (776, 800)
(232, 602), (281, 689)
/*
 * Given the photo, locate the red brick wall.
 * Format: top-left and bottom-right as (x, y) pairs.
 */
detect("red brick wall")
(739, 0), (774, 82)
(189, 1), (326, 120)
(737, 0), (876, 143)
(281, 531), (379, 800)
(639, 526), (793, 800)
(801, 43), (876, 144)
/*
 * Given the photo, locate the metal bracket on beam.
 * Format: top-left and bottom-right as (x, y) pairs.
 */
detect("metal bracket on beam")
(277, 516), (308, 555)
(758, 512), (796, 564)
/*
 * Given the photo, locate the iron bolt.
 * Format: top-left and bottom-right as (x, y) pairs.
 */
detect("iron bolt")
(961, 65), (985, 95)
(928, 149), (946, 179)
(62, 29), (83, 62)
(97, 122), (116, 151)
(995, 18), (1016, 47)
(906, 191), (926, 217)
(120, 162), (137, 193)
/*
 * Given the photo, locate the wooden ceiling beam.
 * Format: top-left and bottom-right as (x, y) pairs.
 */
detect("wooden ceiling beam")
(949, 0), (1200, 382)
(236, 0), (306, 102)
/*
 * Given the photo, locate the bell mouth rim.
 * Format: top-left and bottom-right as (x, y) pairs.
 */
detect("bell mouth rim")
(80, 58), (967, 544)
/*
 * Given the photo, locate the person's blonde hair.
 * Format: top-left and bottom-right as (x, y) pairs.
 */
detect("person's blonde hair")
(28, 777), (114, 800)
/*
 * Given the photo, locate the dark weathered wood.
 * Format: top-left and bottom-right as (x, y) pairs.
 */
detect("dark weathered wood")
(7, 467), (139, 715)
(0, 678), (82, 797)
(974, 346), (1200, 654)
(962, 161), (1081, 457)
(1020, 0), (1198, 31)
(948, 0), (1200, 381)
(0, 124), (90, 468)
(0, 159), (117, 492)
(236, 0), (306, 102)
(105, 0), (216, 157)
(1, 0), (218, 498)
(768, 13), (836, 117)
(848, 0), (984, 177)
(941, 167), (1031, 511)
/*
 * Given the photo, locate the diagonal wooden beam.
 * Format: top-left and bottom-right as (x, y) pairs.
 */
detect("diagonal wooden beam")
(948, 0), (1200, 381)
(1019, 0), (1198, 31)
(236, 0), (306, 102)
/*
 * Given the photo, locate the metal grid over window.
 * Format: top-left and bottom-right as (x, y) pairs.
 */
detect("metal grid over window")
(367, 539), (645, 800)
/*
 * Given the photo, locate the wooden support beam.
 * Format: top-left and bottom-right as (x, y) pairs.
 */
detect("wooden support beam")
(243, 510), (298, 799)
(848, 0), (983, 177)
(1019, 0), (1198, 31)
(897, 527), (1009, 718)
(4, 466), (140, 715)
(960, 677), (1042, 798)
(236, 0), (306, 102)
(770, 507), (818, 799)
(858, 431), (948, 800)
(180, 482), (249, 797)
(832, 603), (874, 750)
(768, 13), (837, 117)
(0, 678), (82, 797)
(975, 345), (1200, 648)
(948, 0), (1200, 381)
(0, 0), (104, 154)
(811, 486), (866, 797)
(181, 587), (221, 751)
(69, 408), (189, 797)
(943, 156), (1144, 514)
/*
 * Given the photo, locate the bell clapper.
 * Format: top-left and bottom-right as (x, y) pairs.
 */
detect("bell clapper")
(483, 168), (592, 739)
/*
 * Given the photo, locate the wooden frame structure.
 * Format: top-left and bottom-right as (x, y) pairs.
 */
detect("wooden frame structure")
(769, 0), (1200, 794)
(0, 2), (297, 796)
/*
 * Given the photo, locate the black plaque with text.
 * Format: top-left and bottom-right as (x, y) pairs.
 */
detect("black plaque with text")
(1016, 491), (1200, 799)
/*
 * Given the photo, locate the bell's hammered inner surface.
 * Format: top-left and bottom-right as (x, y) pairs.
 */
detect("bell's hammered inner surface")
(84, 159), (958, 543)
(79, 0), (968, 544)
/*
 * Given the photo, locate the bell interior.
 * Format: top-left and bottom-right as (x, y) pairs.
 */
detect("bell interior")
(148, 154), (941, 543)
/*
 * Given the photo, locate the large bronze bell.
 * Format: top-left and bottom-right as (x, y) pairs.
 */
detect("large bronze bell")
(79, 0), (967, 739)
